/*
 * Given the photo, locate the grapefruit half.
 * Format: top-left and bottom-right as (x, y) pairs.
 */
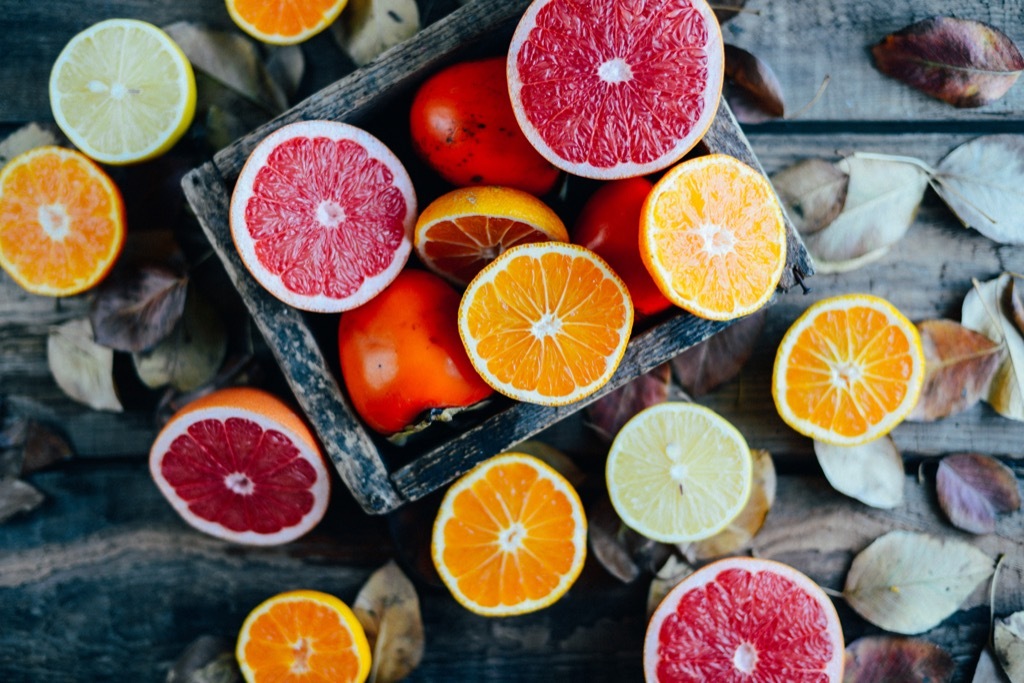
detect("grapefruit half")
(507, 0), (724, 180)
(230, 120), (416, 313)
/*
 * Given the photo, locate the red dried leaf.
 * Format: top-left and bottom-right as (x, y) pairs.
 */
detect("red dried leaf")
(724, 44), (785, 123)
(937, 453), (1021, 534)
(671, 310), (766, 397)
(872, 16), (1024, 108)
(89, 265), (189, 352)
(844, 636), (954, 683)
(586, 364), (670, 441)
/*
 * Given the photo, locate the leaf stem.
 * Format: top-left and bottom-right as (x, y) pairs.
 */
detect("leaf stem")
(786, 75), (831, 121)
(850, 152), (937, 176)
(929, 176), (999, 225)
(819, 585), (844, 599)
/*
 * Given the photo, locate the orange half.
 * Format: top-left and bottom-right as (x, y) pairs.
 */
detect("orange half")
(226, 0), (349, 45)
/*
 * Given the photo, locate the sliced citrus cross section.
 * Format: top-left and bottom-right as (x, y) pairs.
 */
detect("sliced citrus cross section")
(772, 294), (925, 446)
(49, 19), (196, 164)
(226, 0), (349, 45)
(458, 242), (633, 405)
(0, 146), (125, 296)
(645, 556), (844, 681)
(507, 0), (724, 179)
(237, 589), (371, 683)
(606, 402), (752, 543)
(149, 387), (331, 545)
(640, 153), (787, 321)
(414, 185), (568, 286)
(230, 120), (416, 313)
(431, 452), (587, 616)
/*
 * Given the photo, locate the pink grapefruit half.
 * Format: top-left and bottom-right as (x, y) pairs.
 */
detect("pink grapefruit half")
(644, 556), (844, 682)
(230, 120), (417, 312)
(149, 387), (331, 546)
(507, 0), (724, 180)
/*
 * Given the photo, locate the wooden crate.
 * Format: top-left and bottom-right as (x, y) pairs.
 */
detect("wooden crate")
(181, 0), (813, 514)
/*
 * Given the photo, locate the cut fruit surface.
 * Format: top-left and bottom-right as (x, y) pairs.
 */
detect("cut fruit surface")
(0, 146), (125, 296)
(606, 402), (752, 543)
(230, 120), (416, 313)
(640, 154), (787, 321)
(414, 185), (568, 286)
(49, 19), (196, 164)
(458, 241), (633, 406)
(644, 556), (844, 682)
(149, 387), (330, 546)
(237, 589), (371, 683)
(431, 452), (587, 616)
(226, 0), (349, 45)
(507, 0), (724, 179)
(772, 294), (925, 446)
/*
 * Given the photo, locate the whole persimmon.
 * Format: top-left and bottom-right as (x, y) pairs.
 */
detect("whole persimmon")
(338, 269), (493, 435)
(409, 56), (560, 196)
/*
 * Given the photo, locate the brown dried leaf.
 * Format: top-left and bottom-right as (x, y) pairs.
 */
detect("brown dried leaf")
(671, 310), (765, 397)
(586, 364), (670, 441)
(962, 274), (1024, 421)
(770, 158), (849, 236)
(333, 0), (420, 67)
(995, 611), (1024, 683)
(815, 437), (905, 509)
(89, 265), (188, 353)
(646, 555), (694, 619)
(0, 478), (45, 524)
(166, 635), (240, 683)
(844, 636), (954, 683)
(47, 319), (123, 412)
(872, 16), (1024, 108)
(937, 453), (1021, 535)
(724, 44), (785, 124)
(588, 495), (641, 583)
(20, 421), (73, 474)
(354, 560), (425, 683)
(907, 319), (1004, 422)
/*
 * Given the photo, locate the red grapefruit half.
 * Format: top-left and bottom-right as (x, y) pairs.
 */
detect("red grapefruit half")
(507, 0), (724, 180)
(230, 120), (416, 312)
(645, 557), (844, 682)
(149, 387), (331, 546)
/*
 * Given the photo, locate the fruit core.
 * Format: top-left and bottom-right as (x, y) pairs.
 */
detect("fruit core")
(732, 642), (757, 674)
(225, 472), (255, 495)
(831, 361), (863, 389)
(38, 204), (70, 240)
(598, 58), (633, 84)
(532, 313), (563, 339)
(316, 199), (347, 228)
(498, 523), (527, 552)
(291, 637), (312, 674)
(699, 223), (736, 257)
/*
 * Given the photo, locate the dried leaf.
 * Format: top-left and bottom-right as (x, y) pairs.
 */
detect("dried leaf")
(47, 318), (123, 412)
(995, 611), (1024, 683)
(933, 135), (1024, 245)
(0, 122), (58, 165)
(844, 636), (954, 683)
(588, 495), (641, 583)
(937, 453), (1021, 535)
(1012, 280), (1024, 337)
(973, 647), (1011, 683)
(843, 530), (994, 635)
(586, 364), (670, 441)
(166, 635), (240, 683)
(962, 274), (1024, 421)
(872, 17), (1024, 108)
(770, 158), (849, 236)
(0, 416), (27, 478)
(20, 421), (73, 474)
(682, 449), (776, 561)
(724, 44), (785, 124)
(133, 287), (227, 392)
(815, 437), (905, 509)
(671, 310), (765, 397)
(333, 0), (420, 67)
(353, 560), (424, 683)
(0, 478), (45, 523)
(908, 319), (1003, 422)
(646, 555), (694, 619)
(803, 155), (929, 273)
(505, 440), (585, 489)
(89, 265), (188, 353)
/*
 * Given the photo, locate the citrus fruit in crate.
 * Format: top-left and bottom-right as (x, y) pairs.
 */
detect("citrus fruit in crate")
(606, 402), (752, 543)
(645, 556), (844, 681)
(410, 56), (560, 195)
(572, 177), (672, 320)
(414, 185), (568, 286)
(338, 268), (493, 436)
(49, 19), (196, 165)
(507, 0), (724, 179)
(0, 146), (125, 296)
(640, 153), (787, 321)
(772, 294), (925, 446)
(458, 241), (633, 405)
(237, 589), (371, 683)
(226, 0), (349, 46)
(149, 386), (330, 546)
(432, 452), (587, 616)
(230, 120), (416, 313)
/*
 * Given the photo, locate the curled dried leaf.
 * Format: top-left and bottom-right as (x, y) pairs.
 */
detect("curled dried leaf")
(333, 0), (421, 67)
(770, 158), (849, 236)
(937, 453), (1021, 535)
(586, 364), (670, 441)
(354, 560), (425, 683)
(995, 611), (1024, 683)
(0, 478), (45, 524)
(872, 16), (1024, 108)
(844, 636), (954, 683)
(671, 310), (765, 397)
(89, 265), (188, 353)
(962, 274), (1024, 421)
(166, 635), (240, 683)
(723, 44), (785, 123)
(47, 318), (123, 412)
(815, 437), (904, 509)
(588, 495), (641, 583)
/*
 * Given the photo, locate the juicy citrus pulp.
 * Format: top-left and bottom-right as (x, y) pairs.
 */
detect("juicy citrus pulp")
(458, 241), (633, 405)
(414, 185), (568, 286)
(226, 0), (349, 45)
(149, 387), (330, 545)
(772, 294), (925, 446)
(237, 589), (371, 683)
(507, 0), (724, 179)
(230, 120), (416, 313)
(431, 452), (587, 616)
(49, 19), (196, 164)
(0, 146), (125, 296)
(644, 556), (844, 681)
(640, 153), (787, 321)
(606, 402), (752, 543)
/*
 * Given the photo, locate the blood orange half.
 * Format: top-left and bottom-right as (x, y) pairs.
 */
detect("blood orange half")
(508, 0), (724, 180)
(645, 557), (844, 682)
(230, 120), (416, 312)
(149, 387), (331, 546)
